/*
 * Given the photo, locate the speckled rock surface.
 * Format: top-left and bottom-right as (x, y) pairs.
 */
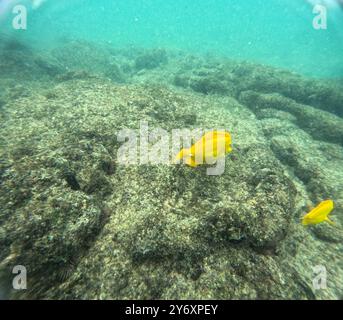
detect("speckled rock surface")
(0, 40), (342, 300)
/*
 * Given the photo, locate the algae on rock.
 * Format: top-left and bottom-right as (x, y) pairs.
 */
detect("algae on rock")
(0, 41), (342, 300)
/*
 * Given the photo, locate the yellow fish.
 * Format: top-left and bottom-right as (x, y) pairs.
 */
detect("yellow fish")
(302, 200), (335, 226)
(174, 131), (232, 167)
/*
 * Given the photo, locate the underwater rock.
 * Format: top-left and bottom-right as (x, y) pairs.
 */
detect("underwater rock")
(62, 170), (81, 191)
(254, 108), (297, 123)
(34, 57), (63, 77)
(232, 62), (343, 117)
(44, 90), (59, 100)
(0, 190), (108, 299)
(56, 70), (95, 82)
(0, 37), (33, 53)
(173, 74), (190, 88)
(1, 50), (342, 299)
(99, 157), (116, 176)
(236, 147), (297, 249)
(271, 137), (318, 182)
(174, 66), (237, 97)
(239, 91), (343, 145)
(311, 224), (343, 243)
(7, 85), (32, 100)
(270, 135), (337, 201)
(83, 170), (113, 196)
(0, 39), (61, 83)
(177, 113), (197, 126)
(266, 123), (343, 244)
(104, 62), (126, 83)
(190, 76), (229, 95)
(51, 41), (105, 71)
(134, 49), (168, 70)
(51, 40), (130, 82)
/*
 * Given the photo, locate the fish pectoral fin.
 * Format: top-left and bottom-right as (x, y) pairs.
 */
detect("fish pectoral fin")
(325, 217), (335, 226)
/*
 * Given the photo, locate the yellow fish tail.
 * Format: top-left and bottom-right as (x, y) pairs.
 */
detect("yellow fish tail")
(325, 217), (335, 226)
(301, 216), (312, 226)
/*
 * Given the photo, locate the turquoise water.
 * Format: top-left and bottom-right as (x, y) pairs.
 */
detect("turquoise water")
(1, 0), (343, 77)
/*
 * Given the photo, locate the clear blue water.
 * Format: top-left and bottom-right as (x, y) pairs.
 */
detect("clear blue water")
(1, 0), (343, 77)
